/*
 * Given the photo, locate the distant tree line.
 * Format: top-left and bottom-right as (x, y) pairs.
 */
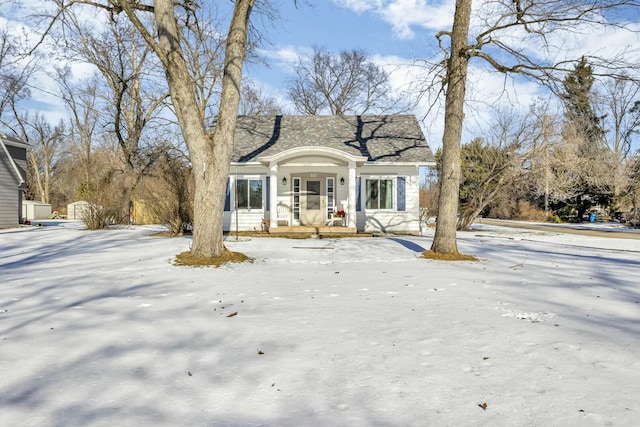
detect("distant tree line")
(422, 58), (640, 229)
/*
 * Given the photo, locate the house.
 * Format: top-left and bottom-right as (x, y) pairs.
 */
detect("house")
(0, 133), (28, 228)
(223, 115), (435, 234)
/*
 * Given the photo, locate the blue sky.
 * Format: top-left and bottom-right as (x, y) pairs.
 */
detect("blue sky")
(244, 2), (436, 89)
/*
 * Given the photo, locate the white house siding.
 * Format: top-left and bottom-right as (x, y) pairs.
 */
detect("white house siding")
(223, 165), (422, 233)
(360, 212), (420, 234)
(224, 173), (270, 233)
(225, 211), (267, 233)
(356, 167), (421, 234)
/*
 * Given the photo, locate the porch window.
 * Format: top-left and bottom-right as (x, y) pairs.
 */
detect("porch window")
(236, 179), (262, 209)
(366, 179), (393, 210)
(327, 177), (335, 217)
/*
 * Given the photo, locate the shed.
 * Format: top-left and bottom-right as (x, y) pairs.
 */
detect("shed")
(67, 201), (91, 220)
(22, 200), (53, 220)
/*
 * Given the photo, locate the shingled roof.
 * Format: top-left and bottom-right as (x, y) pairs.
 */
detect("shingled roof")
(228, 115), (434, 164)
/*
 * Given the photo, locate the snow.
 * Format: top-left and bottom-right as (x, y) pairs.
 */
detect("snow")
(1, 220), (639, 426)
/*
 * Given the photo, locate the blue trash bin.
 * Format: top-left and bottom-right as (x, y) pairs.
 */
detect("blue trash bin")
(589, 212), (597, 223)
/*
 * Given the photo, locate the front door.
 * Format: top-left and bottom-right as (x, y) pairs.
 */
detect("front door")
(300, 178), (326, 225)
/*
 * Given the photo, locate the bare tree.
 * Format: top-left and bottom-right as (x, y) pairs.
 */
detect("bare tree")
(597, 77), (640, 208)
(601, 78), (640, 163)
(58, 13), (170, 220)
(626, 154), (640, 226)
(457, 121), (529, 229)
(142, 146), (194, 235)
(55, 66), (101, 188)
(0, 30), (60, 204)
(0, 28), (38, 128)
(42, 0), (257, 258)
(427, 0), (640, 256)
(239, 81), (283, 115)
(17, 114), (65, 204)
(520, 105), (563, 220)
(180, 4), (227, 123)
(419, 165), (439, 218)
(429, 0), (472, 255)
(287, 46), (400, 115)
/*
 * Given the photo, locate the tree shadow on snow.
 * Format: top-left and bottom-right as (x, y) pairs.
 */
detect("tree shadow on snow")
(386, 237), (427, 253)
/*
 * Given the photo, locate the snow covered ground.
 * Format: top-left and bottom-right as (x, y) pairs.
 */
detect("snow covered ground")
(1, 220), (639, 426)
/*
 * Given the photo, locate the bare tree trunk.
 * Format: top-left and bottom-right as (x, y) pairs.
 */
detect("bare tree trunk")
(204, 0), (254, 255)
(154, 0), (253, 257)
(27, 149), (46, 202)
(430, 0), (472, 255)
(457, 181), (504, 230)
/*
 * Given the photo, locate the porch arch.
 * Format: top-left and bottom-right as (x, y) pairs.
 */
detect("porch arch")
(259, 147), (365, 228)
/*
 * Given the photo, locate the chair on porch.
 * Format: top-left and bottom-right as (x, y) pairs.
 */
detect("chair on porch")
(325, 210), (335, 226)
(326, 200), (347, 226)
(277, 202), (290, 226)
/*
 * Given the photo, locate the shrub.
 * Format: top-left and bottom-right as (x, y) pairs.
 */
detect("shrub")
(513, 201), (547, 222)
(627, 208), (640, 228)
(81, 203), (120, 230)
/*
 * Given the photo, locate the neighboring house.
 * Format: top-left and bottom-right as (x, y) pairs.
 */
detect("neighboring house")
(223, 115), (435, 234)
(0, 133), (28, 228)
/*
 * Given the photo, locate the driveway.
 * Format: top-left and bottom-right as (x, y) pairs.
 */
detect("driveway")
(476, 218), (640, 240)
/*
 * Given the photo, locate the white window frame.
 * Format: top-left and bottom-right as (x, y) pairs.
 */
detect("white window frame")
(364, 176), (395, 211)
(235, 176), (264, 211)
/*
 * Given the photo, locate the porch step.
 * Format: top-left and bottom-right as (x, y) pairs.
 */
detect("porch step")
(269, 225), (357, 237)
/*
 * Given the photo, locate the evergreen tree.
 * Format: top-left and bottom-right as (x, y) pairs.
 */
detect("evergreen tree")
(562, 57), (606, 150)
(559, 57), (612, 221)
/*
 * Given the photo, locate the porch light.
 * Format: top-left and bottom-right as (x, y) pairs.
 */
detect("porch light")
(340, 177), (345, 185)
(282, 176), (287, 186)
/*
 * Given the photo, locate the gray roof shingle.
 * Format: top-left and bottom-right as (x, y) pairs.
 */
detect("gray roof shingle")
(228, 115), (434, 163)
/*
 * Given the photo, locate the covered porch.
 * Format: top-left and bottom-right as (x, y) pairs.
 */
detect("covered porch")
(260, 147), (367, 231)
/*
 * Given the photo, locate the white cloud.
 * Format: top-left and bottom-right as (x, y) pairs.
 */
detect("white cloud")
(380, 0), (454, 39)
(330, 0), (379, 14)
(271, 45), (310, 64)
(333, 0), (455, 40)
(367, 53), (549, 150)
(334, 0), (640, 69)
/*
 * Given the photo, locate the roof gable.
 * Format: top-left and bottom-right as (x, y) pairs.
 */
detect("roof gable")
(0, 134), (28, 184)
(228, 115), (434, 164)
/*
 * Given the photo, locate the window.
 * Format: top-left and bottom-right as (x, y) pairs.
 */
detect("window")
(293, 177), (300, 220)
(306, 180), (320, 210)
(327, 178), (334, 216)
(366, 179), (393, 209)
(236, 179), (262, 209)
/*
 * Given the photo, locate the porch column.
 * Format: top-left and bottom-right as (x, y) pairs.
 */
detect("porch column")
(269, 163), (278, 229)
(348, 161), (357, 228)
